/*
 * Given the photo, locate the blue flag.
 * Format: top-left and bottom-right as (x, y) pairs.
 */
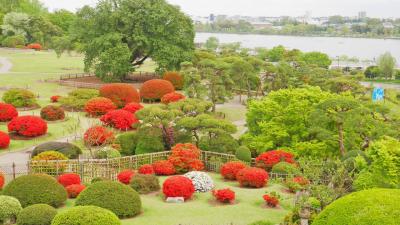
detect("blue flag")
(372, 88), (384, 101)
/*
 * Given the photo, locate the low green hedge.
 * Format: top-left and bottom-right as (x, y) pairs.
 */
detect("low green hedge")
(0, 195), (22, 224)
(129, 174), (160, 194)
(59, 89), (99, 111)
(51, 206), (120, 225)
(271, 162), (300, 175)
(2, 88), (37, 108)
(16, 204), (57, 225)
(31, 142), (82, 159)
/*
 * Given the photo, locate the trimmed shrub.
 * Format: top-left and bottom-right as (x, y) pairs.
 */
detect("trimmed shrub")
(312, 189), (400, 225)
(271, 162), (301, 175)
(16, 204), (56, 225)
(0, 131), (10, 149)
(129, 174), (160, 194)
(50, 95), (61, 103)
(40, 105), (65, 121)
(85, 97), (117, 117)
(31, 151), (68, 175)
(75, 181), (142, 218)
(2, 174), (67, 207)
(95, 147), (121, 159)
(26, 43), (42, 51)
(100, 83), (140, 108)
(117, 170), (135, 185)
(32, 142), (82, 159)
(153, 160), (176, 176)
(255, 150), (295, 171)
(57, 173), (81, 187)
(235, 146), (252, 162)
(116, 132), (138, 156)
(0, 172), (4, 189)
(163, 71), (184, 90)
(236, 167), (269, 188)
(8, 116), (47, 137)
(184, 171), (214, 193)
(1, 35), (25, 48)
(135, 127), (165, 154)
(0, 102), (18, 122)
(168, 143), (204, 174)
(220, 161), (247, 180)
(140, 79), (175, 101)
(32, 151), (68, 161)
(199, 133), (239, 154)
(59, 89), (99, 111)
(161, 92), (185, 104)
(100, 109), (139, 130)
(51, 206), (121, 225)
(84, 126), (114, 146)
(162, 176), (195, 200)
(138, 164), (155, 175)
(2, 89), (36, 108)
(0, 195), (22, 224)
(263, 193), (279, 207)
(212, 188), (235, 203)
(65, 184), (86, 198)
(122, 102), (144, 114)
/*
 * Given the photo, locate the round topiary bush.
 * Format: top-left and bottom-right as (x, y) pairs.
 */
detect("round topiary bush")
(163, 71), (184, 90)
(312, 188), (400, 225)
(16, 204), (57, 225)
(129, 174), (160, 194)
(235, 146), (252, 162)
(57, 173), (81, 187)
(100, 109), (139, 130)
(0, 131), (11, 149)
(153, 160), (176, 176)
(168, 143), (204, 174)
(122, 102), (144, 114)
(2, 174), (67, 207)
(161, 92), (185, 104)
(95, 147), (121, 159)
(140, 79), (175, 101)
(31, 151), (68, 175)
(184, 171), (214, 193)
(0, 195), (22, 224)
(0, 102), (18, 122)
(8, 116), (48, 137)
(84, 97), (117, 117)
(163, 176), (195, 200)
(271, 162), (301, 175)
(236, 167), (269, 188)
(75, 181), (142, 218)
(138, 164), (154, 175)
(255, 150), (295, 171)
(50, 95), (60, 103)
(40, 105), (65, 121)
(2, 89), (37, 108)
(220, 161), (247, 180)
(31, 142), (82, 159)
(100, 83), (140, 108)
(117, 170), (135, 185)
(116, 132), (138, 156)
(51, 206), (121, 225)
(84, 126), (114, 146)
(65, 184), (86, 198)
(59, 89), (99, 111)
(27, 43), (42, 51)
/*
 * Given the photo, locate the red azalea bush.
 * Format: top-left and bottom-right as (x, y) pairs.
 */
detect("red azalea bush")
(263, 194), (279, 207)
(0, 103), (18, 122)
(162, 176), (195, 200)
(163, 71), (184, 90)
(66, 184), (86, 198)
(138, 164), (155, 175)
(255, 150), (295, 171)
(27, 43), (42, 51)
(212, 188), (235, 203)
(122, 102), (144, 114)
(85, 97), (117, 117)
(0, 172), (4, 189)
(117, 170), (135, 184)
(236, 167), (269, 188)
(58, 173), (81, 187)
(220, 161), (247, 180)
(161, 92), (185, 104)
(8, 116), (48, 137)
(99, 83), (140, 108)
(40, 105), (65, 121)
(50, 95), (61, 103)
(153, 160), (176, 176)
(100, 110), (139, 130)
(293, 176), (310, 186)
(168, 143), (204, 174)
(84, 126), (114, 146)
(0, 131), (10, 149)
(140, 79), (175, 101)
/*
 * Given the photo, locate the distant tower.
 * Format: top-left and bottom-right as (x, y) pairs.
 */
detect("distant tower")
(358, 11), (367, 20)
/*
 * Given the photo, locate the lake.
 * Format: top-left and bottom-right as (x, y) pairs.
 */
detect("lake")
(195, 32), (400, 64)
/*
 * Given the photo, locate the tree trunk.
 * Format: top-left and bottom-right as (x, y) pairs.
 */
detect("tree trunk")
(337, 123), (345, 156)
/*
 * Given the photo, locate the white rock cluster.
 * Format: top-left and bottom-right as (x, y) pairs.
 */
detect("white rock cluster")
(184, 171), (214, 193)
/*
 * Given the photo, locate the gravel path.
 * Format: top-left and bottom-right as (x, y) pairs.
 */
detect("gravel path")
(0, 57), (12, 73)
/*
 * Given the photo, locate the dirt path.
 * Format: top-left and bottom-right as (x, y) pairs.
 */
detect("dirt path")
(0, 57), (12, 73)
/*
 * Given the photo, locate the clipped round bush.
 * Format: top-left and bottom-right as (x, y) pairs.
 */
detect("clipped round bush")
(100, 109), (139, 130)
(140, 79), (175, 101)
(0, 131), (11, 149)
(271, 162), (301, 175)
(50, 95), (60, 103)
(236, 167), (269, 188)
(27, 43), (42, 51)
(40, 105), (65, 121)
(312, 189), (400, 225)
(0, 102), (18, 122)
(2, 174), (67, 207)
(51, 206), (121, 225)
(138, 164), (154, 175)
(162, 176), (195, 200)
(100, 83), (140, 108)
(32, 142), (82, 159)
(122, 102), (144, 114)
(85, 97), (117, 117)
(184, 171), (214, 193)
(129, 174), (160, 194)
(117, 170), (135, 185)
(0, 172), (4, 189)
(220, 161), (247, 180)
(58, 173), (81, 187)
(168, 143), (204, 174)
(66, 184), (86, 198)
(235, 146), (252, 162)
(163, 71), (184, 90)
(255, 150), (295, 170)
(16, 204), (56, 225)
(84, 126), (114, 146)
(1, 35), (25, 48)
(212, 188), (235, 203)
(75, 181), (142, 218)
(153, 160), (176, 176)
(8, 116), (47, 137)
(2, 89), (37, 108)
(31, 151), (68, 175)
(59, 89), (99, 111)
(161, 92), (185, 104)
(0, 195), (22, 224)
(95, 147), (121, 159)
(116, 132), (138, 156)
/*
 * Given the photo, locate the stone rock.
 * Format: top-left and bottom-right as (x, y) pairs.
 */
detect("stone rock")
(166, 197), (185, 203)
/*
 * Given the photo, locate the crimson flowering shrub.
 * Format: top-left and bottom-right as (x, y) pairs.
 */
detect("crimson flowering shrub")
(99, 83), (140, 108)
(263, 193), (279, 207)
(85, 97), (117, 117)
(0, 103), (18, 122)
(162, 176), (195, 200)
(168, 143), (204, 174)
(212, 188), (235, 203)
(40, 105), (65, 121)
(50, 95), (61, 103)
(153, 160), (176, 176)
(100, 110), (139, 130)
(0, 172), (4, 189)
(0, 131), (10, 149)
(138, 164), (155, 175)
(27, 43), (42, 51)
(84, 126), (114, 146)
(236, 167), (269, 188)
(117, 170), (135, 184)
(285, 176), (310, 193)
(122, 103), (144, 114)
(140, 79), (175, 101)
(163, 71), (184, 90)
(8, 116), (48, 137)
(161, 92), (185, 104)
(293, 176), (310, 186)
(58, 173), (81, 187)
(66, 184), (86, 198)
(220, 161), (247, 180)
(255, 150), (295, 171)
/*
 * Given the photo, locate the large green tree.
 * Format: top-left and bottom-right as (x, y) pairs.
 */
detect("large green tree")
(377, 52), (396, 79)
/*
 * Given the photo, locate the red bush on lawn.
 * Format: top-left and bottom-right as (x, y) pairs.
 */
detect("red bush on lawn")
(50, 95), (61, 103)
(255, 150), (295, 170)
(0, 103), (18, 122)
(100, 109), (139, 130)
(40, 105), (65, 121)
(161, 92), (185, 104)
(168, 143), (204, 174)
(99, 83), (140, 108)
(153, 160), (176, 176)
(212, 188), (235, 203)
(0, 131), (10, 149)
(117, 170), (135, 184)
(263, 194), (279, 207)
(236, 167), (269, 188)
(0, 172), (4, 190)
(140, 79), (175, 101)
(27, 43), (42, 51)
(220, 161), (247, 180)
(58, 173), (81, 187)
(138, 164), (155, 175)
(122, 102), (144, 114)
(8, 116), (47, 137)
(84, 126), (114, 146)
(162, 176), (195, 200)
(85, 97), (117, 117)
(66, 184), (86, 198)
(163, 71), (184, 90)
(292, 176), (310, 186)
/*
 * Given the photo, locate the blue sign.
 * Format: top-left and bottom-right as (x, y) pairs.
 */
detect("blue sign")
(372, 88), (384, 101)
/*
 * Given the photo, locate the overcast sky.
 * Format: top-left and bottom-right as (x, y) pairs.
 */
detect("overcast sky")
(40, 0), (399, 18)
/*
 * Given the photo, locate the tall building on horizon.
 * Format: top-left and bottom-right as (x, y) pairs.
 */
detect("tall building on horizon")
(358, 11), (367, 20)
